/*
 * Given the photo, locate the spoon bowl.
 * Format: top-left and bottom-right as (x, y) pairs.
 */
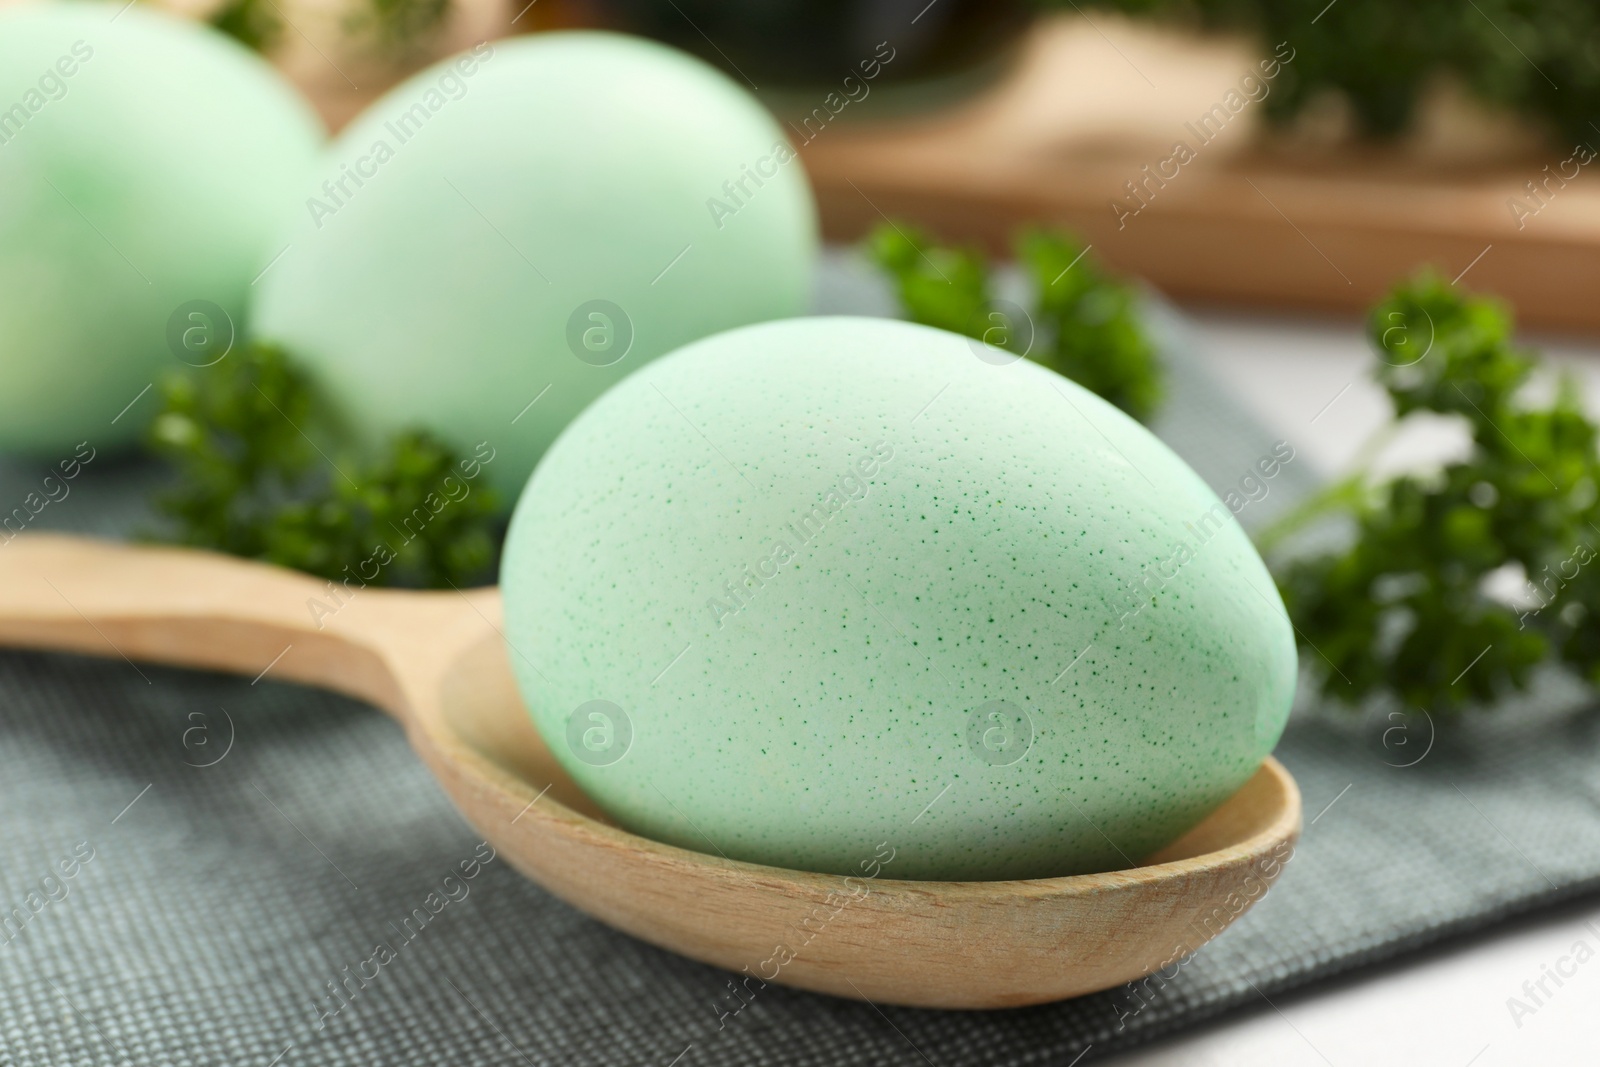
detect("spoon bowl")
(0, 535), (1300, 1009)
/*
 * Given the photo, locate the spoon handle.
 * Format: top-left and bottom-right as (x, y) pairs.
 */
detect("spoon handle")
(0, 533), (498, 719)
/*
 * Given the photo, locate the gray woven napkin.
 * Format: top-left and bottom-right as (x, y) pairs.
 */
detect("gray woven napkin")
(2, 255), (1595, 1066)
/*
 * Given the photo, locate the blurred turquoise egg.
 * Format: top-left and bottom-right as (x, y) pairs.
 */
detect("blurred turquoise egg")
(0, 4), (321, 454)
(501, 317), (1297, 881)
(251, 32), (819, 502)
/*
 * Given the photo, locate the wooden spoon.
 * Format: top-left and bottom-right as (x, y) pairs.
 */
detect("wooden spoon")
(0, 534), (1300, 1009)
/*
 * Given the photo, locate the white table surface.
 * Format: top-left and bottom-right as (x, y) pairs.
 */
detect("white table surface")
(1101, 307), (1600, 1067)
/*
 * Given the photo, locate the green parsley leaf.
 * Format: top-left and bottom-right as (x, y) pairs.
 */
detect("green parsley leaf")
(865, 222), (1163, 422)
(145, 341), (501, 589)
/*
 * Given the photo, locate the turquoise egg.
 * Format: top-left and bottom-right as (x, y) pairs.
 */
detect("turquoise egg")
(0, 4), (321, 454)
(501, 316), (1297, 881)
(251, 32), (818, 501)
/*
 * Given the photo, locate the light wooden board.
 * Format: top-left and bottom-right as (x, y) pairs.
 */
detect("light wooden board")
(798, 14), (1600, 332)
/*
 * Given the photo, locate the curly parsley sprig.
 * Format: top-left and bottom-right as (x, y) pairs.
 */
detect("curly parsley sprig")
(865, 223), (1164, 422)
(1264, 272), (1600, 712)
(146, 341), (501, 588)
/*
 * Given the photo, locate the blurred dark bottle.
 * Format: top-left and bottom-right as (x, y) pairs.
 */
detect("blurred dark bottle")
(567, 0), (1034, 92)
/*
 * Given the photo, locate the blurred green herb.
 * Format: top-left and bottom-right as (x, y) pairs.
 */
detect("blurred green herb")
(866, 223), (1163, 422)
(146, 341), (501, 588)
(210, 0), (281, 53)
(343, 0), (451, 57)
(203, 0), (448, 56)
(1262, 272), (1600, 713)
(1081, 0), (1600, 144)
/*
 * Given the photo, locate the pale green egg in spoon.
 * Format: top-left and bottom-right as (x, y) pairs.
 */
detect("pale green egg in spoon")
(501, 316), (1298, 881)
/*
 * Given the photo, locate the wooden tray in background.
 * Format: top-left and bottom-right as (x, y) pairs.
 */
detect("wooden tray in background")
(68, 0), (1597, 331)
(797, 14), (1600, 333)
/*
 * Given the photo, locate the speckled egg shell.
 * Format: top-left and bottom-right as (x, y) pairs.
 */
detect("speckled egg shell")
(251, 32), (817, 502)
(0, 4), (321, 454)
(500, 316), (1297, 881)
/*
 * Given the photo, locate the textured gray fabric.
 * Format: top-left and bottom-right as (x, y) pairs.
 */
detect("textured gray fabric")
(2, 256), (1596, 1066)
